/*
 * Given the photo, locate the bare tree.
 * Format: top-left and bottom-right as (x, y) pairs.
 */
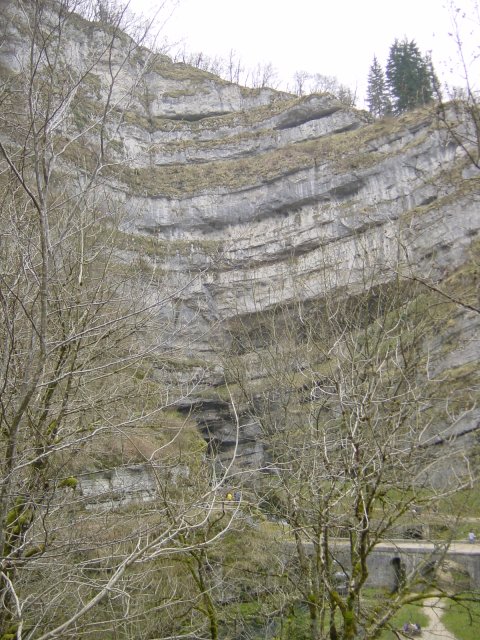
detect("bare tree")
(290, 70), (356, 105)
(225, 48), (245, 85)
(220, 251), (477, 639)
(308, 72), (357, 106)
(292, 70), (311, 97)
(434, 1), (480, 169)
(248, 61), (280, 89)
(0, 1), (237, 637)
(171, 45), (226, 77)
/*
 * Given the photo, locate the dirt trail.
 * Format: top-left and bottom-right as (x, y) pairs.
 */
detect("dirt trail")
(420, 598), (457, 640)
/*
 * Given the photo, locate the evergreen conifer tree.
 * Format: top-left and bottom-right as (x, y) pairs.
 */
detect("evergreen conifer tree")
(366, 55), (391, 118)
(386, 38), (434, 114)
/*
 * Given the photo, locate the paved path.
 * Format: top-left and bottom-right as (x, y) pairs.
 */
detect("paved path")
(420, 597), (456, 640)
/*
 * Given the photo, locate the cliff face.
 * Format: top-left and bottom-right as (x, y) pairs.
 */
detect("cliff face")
(114, 73), (480, 473)
(2, 1), (479, 477)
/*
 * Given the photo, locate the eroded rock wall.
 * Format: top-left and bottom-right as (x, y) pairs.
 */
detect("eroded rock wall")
(2, 2), (479, 476)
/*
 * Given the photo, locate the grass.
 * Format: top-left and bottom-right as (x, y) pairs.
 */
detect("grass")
(442, 598), (480, 640)
(438, 484), (480, 520)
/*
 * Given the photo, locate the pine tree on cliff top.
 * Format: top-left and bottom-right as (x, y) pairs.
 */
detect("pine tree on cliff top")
(366, 55), (392, 117)
(386, 38), (434, 114)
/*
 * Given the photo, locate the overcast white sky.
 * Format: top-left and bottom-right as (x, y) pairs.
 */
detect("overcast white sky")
(134, 0), (479, 107)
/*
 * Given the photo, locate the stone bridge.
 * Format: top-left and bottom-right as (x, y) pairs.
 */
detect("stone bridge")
(329, 540), (480, 591)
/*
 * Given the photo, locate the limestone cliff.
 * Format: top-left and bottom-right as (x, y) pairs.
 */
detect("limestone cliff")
(2, 0), (479, 481)
(100, 44), (479, 474)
